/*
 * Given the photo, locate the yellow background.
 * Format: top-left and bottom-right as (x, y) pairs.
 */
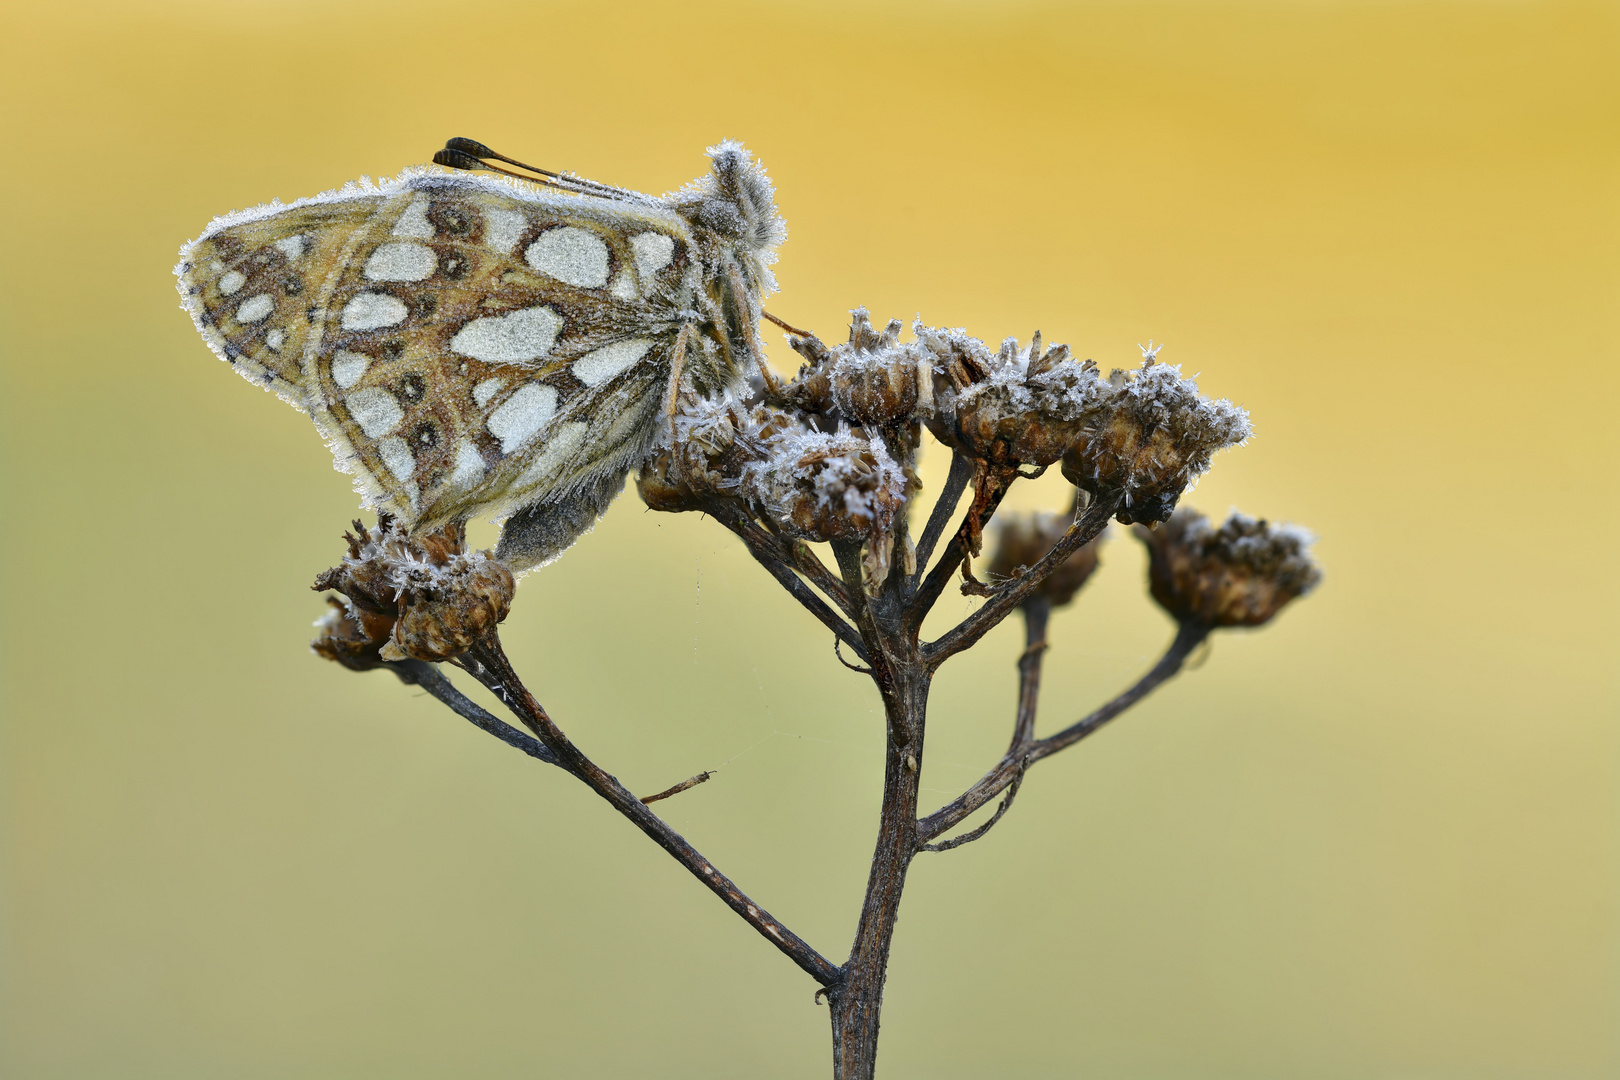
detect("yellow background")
(2, 1), (1615, 1076)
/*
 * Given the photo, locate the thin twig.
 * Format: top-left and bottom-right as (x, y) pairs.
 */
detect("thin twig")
(714, 509), (869, 663)
(911, 450), (974, 587)
(785, 537), (859, 619)
(919, 761), (1026, 853)
(459, 634), (842, 986)
(390, 659), (561, 768)
(923, 491), (1120, 665)
(907, 465), (1016, 631)
(641, 771), (713, 804)
(831, 539), (908, 748)
(1010, 599), (1050, 751)
(835, 636), (874, 675)
(916, 621), (1208, 843)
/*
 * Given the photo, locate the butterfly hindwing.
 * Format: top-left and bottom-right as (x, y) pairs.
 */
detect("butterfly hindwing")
(299, 178), (693, 528)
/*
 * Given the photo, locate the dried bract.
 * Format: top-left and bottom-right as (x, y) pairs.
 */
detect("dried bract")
(1134, 508), (1321, 627)
(311, 597), (392, 672)
(922, 325), (1106, 467)
(987, 512), (1105, 608)
(1060, 359), (1251, 525)
(312, 520), (515, 664)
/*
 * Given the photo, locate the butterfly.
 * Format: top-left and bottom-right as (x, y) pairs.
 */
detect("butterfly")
(175, 138), (786, 570)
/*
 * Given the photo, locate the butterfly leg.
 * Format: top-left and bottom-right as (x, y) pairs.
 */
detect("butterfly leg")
(727, 263), (782, 397)
(663, 323), (690, 430)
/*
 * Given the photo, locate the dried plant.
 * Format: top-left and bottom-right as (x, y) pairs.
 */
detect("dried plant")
(308, 309), (1319, 1078)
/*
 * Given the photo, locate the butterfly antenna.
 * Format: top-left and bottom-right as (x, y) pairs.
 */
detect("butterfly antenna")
(435, 138), (640, 201)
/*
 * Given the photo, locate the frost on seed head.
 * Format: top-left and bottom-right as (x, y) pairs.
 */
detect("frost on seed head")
(311, 519), (514, 664)
(922, 323), (1108, 467)
(742, 425), (907, 543)
(640, 389), (907, 547)
(1059, 355), (1252, 525)
(781, 308), (935, 429)
(1134, 507), (1321, 628)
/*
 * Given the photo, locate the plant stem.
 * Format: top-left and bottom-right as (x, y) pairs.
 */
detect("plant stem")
(923, 491), (1120, 664)
(459, 634), (842, 986)
(829, 649), (929, 1079)
(917, 620), (1208, 844)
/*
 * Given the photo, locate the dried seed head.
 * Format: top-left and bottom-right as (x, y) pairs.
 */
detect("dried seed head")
(643, 389), (908, 549)
(781, 308), (932, 429)
(920, 324), (1107, 467)
(383, 549), (515, 662)
(312, 520), (515, 664)
(829, 309), (927, 428)
(637, 392), (797, 512)
(1134, 507), (1321, 627)
(987, 511), (1104, 608)
(1060, 355), (1251, 525)
(744, 426), (907, 542)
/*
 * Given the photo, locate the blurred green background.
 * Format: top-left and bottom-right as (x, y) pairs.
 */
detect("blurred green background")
(1, 1), (1615, 1076)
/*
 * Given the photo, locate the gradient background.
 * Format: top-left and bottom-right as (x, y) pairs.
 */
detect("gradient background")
(1, 1), (1616, 1076)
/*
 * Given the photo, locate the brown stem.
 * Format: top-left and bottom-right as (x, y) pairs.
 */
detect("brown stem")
(460, 634), (842, 986)
(907, 465), (1016, 632)
(909, 449), (974, 588)
(917, 620), (1208, 844)
(389, 659), (560, 768)
(917, 600), (1046, 854)
(1010, 598), (1049, 751)
(831, 539), (909, 748)
(923, 491), (1121, 665)
(715, 508), (869, 662)
(919, 760), (1024, 853)
(829, 658), (929, 1079)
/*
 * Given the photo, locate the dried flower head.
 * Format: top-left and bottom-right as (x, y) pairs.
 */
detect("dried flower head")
(1060, 355), (1251, 525)
(312, 520), (515, 663)
(1134, 507), (1321, 627)
(781, 308), (934, 430)
(987, 511), (1105, 608)
(743, 426), (907, 543)
(922, 325), (1106, 467)
(638, 393), (780, 512)
(642, 390), (908, 547)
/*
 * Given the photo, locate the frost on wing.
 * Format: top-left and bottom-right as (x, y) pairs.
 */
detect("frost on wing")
(175, 191), (382, 405)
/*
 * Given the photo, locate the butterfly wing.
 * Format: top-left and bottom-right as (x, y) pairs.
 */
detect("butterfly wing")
(176, 189), (383, 405)
(179, 170), (698, 548)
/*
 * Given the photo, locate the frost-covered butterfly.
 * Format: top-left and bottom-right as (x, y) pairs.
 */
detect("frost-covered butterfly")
(176, 139), (785, 569)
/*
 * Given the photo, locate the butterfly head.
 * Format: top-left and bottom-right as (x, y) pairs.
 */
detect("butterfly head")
(674, 141), (786, 262)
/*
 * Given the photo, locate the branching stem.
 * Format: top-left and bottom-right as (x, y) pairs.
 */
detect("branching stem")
(917, 620), (1210, 843)
(459, 634), (842, 986)
(924, 491), (1120, 665)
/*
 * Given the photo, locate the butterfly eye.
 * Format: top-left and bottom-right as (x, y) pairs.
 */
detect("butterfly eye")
(380, 340), (406, 361)
(440, 254), (470, 281)
(398, 372), (427, 403)
(412, 422), (439, 449)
